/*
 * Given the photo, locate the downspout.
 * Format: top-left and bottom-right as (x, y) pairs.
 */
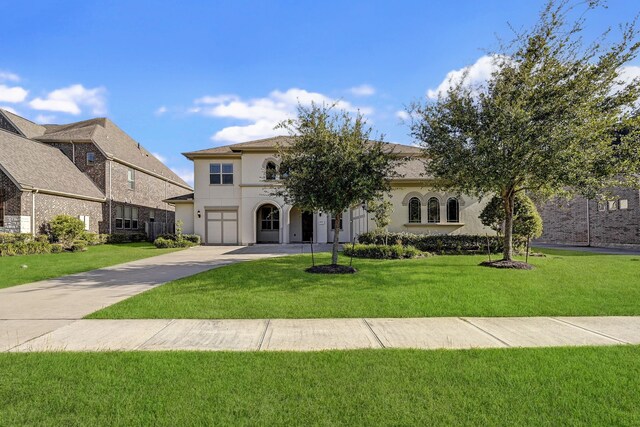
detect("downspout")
(31, 189), (38, 236)
(586, 198), (591, 247)
(108, 160), (112, 234)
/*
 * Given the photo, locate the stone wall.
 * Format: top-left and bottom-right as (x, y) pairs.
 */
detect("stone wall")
(537, 188), (640, 247)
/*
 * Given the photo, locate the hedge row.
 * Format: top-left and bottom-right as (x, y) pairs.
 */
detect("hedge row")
(357, 232), (511, 254)
(343, 244), (424, 259)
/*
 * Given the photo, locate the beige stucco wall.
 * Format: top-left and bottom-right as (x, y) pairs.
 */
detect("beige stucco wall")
(175, 204), (195, 235)
(187, 152), (494, 245)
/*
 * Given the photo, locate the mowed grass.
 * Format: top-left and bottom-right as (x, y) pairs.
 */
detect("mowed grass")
(0, 243), (181, 289)
(1, 346), (640, 426)
(90, 248), (640, 319)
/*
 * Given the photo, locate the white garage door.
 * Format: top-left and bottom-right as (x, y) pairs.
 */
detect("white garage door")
(206, 210), (238, 245)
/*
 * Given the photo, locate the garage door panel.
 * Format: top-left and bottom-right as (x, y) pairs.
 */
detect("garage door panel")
(206, 209), (238, 245)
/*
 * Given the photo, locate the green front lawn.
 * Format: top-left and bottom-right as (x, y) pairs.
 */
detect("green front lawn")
(90, 249), (640, 319)
(0, 243), (181, 289)
(1, 346), (639, 425)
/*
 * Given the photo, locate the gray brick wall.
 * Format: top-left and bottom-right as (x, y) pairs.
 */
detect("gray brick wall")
(47, 142), (107, 192)
(20, 192), (103, 234)
(537, 188), (640, 247)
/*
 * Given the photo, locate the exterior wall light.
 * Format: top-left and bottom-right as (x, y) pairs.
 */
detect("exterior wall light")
(197, 210), (201, 218)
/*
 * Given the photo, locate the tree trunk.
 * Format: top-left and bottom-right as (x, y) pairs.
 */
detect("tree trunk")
(331, 212), (341, 265)
(502, 190), (515, 261)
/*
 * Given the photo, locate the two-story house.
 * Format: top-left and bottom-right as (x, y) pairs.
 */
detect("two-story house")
(169, 136), (492, 245)
(0, 109), (192, 235)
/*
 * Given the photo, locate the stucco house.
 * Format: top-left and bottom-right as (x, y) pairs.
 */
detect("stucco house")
(0, 109), (192, 235)
(169, 136), (493, 245)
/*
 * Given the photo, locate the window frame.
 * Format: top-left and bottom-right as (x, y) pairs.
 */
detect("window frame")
(127, 168), (135, 190)
(619, 199), (629, 210)
(408, 197), (422, 223)
(115, 205), (124, 229)
(86, 152), (96, 165)
(330, 215), (344, 231)
(210, 163), (234, 185)
(608, 200), (617, 211)
(149, 209), (155, 223)
(427, 197), (440, 223)
(265, 161), (277, 181)
(446, 198), (460, 223)
(260, 206), (279, 230)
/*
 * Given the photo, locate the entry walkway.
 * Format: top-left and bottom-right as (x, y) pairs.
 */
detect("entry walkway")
(1, 244), (330, 351)
(7, 316), (640, 352)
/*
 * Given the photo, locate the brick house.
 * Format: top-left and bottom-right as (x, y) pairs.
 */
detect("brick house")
(0, 109), (192, 235)
(537, 188), (640, 248)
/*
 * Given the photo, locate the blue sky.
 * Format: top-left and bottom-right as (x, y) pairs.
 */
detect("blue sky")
(1, 1), (638, 184)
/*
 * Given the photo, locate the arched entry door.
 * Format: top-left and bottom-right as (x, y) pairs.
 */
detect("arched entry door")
(256, 203), (280, 243)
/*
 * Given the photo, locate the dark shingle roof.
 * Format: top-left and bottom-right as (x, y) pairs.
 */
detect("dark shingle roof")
(0, 129), (105, 200)
(165, 193), (194, 203)
(34, 117), (191, 189)
(1, 110), (46, 139)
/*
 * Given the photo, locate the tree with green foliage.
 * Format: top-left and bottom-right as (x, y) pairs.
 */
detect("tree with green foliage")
(367, 199), (394, 245)
(409, 0), (640, 263)
(479, 193), (543, 246)
(275, 103), (401, 266)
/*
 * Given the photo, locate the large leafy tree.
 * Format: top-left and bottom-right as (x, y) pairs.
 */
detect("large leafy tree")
(410, 0), (640, 263)
(275, 103), (400, 265)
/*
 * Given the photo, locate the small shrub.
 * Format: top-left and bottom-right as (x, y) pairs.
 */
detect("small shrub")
(182, 234), (201, 245)
(50, 243), (65, 253)
(153, 237), (175, 248)
(69, 240), (88, 252)
(78, 232), (104, 246)
(106, 233), (147, 244)
(343, 244), (424, 259)
(49, 215), (85, 246)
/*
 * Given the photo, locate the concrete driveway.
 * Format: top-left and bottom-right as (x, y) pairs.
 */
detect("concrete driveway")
(1, 244), (326, 351)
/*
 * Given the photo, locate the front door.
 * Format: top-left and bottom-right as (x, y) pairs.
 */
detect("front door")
(301, 211), (314, 242)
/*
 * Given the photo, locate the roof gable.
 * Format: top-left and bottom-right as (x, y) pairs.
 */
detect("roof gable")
(0, 129), (105, 200)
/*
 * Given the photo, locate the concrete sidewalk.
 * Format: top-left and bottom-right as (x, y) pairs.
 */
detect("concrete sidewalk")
(0, 245), (325, 352)
(7, 316), (640, 353)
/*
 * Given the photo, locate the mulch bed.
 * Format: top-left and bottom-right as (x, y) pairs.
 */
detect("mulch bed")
(306, 264), (357, 274)
(479, 260), (534, 270)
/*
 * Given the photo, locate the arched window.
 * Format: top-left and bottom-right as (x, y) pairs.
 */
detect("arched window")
(447, 198), (460, 223)
(408, 197), (421, 223)
(427, 197), (440, 223)
(265, 161), (277, 180)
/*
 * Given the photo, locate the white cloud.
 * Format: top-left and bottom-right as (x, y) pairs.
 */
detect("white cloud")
(155, 106), (168, 116)
(171, 167), (194, 186)
(615, 65), (640, 92)
(395, 110), (410, 121)
(152, 152), (167, 163)
(427, 55), (502, 99)
(0, 84), (28, 103)
(29, 84), (107, 115)
(190, 87), (373, 143)
(349, 84), (376, 97)
(35, 114), (56, 123)
(0, 71), (20, 82)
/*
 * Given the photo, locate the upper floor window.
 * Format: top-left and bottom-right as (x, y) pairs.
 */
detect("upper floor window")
(427, 197), (440, 223)
(149, 209), (155, 223)
(87, 152), (95, 165)
(265, 161), (277, 180)
(210, 163), (233, 185)
(127, 168), (135, 190)
(408, 197), (421, 223)
(447, 198), (460, 223)
(608, 200), (617, 211)
(619, 199), (629, 210)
